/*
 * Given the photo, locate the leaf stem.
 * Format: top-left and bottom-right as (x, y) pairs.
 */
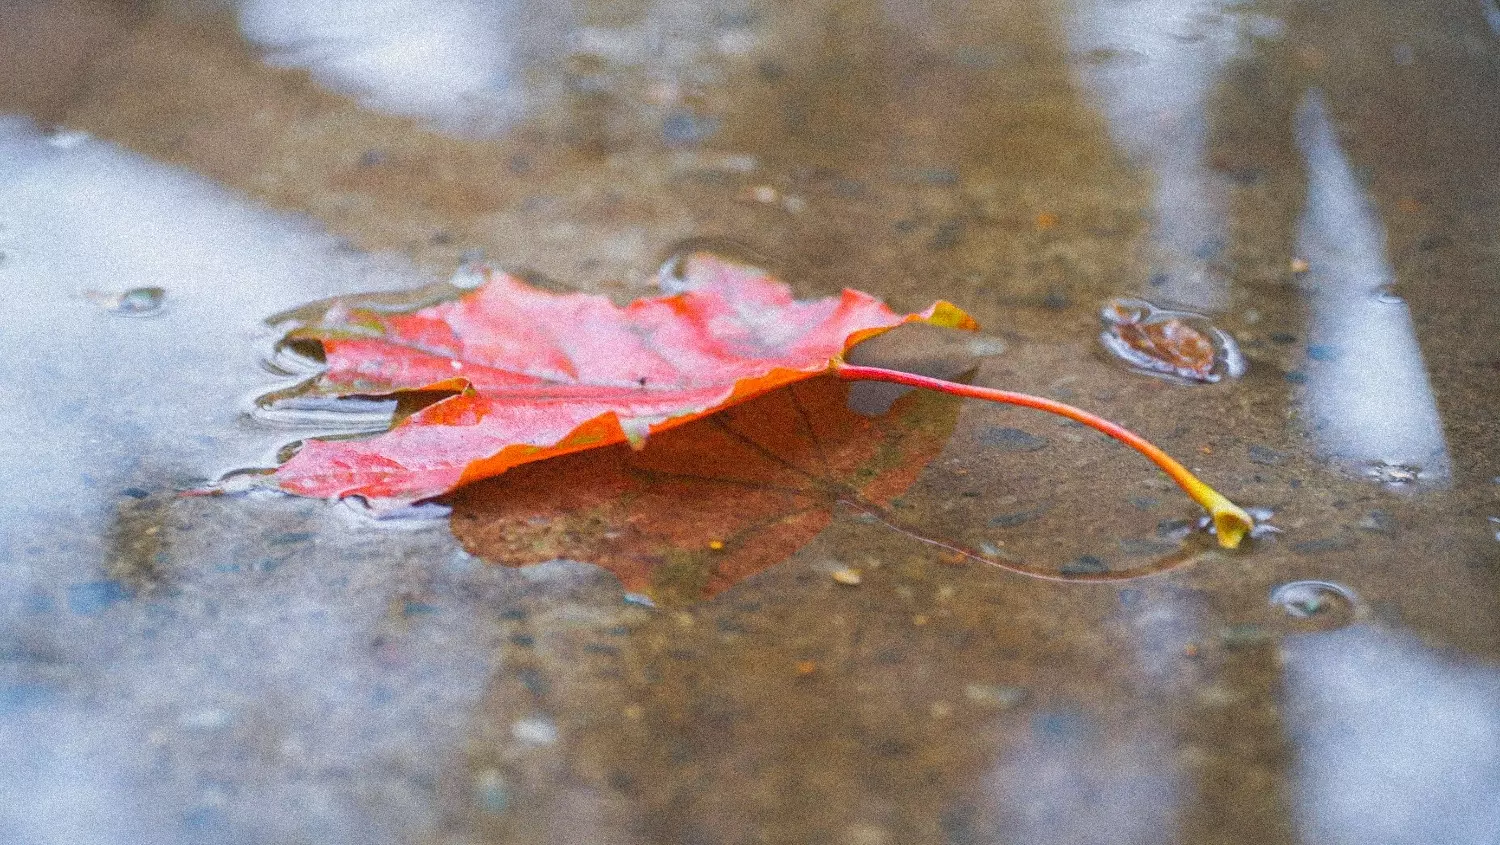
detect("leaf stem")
(833, 362), (1254, 549)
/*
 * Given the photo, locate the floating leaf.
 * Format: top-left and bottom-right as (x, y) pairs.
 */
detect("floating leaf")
(260, 256), (1254, 554)
(270, 256), (972, 509)
(1099, 297), (1245, 383)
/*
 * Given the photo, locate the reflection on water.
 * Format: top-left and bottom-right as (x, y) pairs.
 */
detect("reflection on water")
(1283, 627), (1500, 844)
(1, 0), (1498, 842)
(236, 0), (564, 133)
(976, 711), (1179, 843)
(234, 0), (768, 137)
(1294, 91), (1450, 481)
(0, 119), (505, 843)
(1065, 0), (1250, 312)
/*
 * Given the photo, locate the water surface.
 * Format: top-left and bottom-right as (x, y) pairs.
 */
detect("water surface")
(1, 0), (1497, 842)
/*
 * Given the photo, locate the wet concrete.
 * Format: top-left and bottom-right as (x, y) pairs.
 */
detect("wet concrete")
(1, 0), (1498, 842)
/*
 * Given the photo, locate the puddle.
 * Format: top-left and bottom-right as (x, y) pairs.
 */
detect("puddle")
(235, 0), (556, 133)
(1294, 90), (1451, 483)
(0, 119), (508, 841)
(2, 0), (1499, 842)
(1283, 628), (1500, 845)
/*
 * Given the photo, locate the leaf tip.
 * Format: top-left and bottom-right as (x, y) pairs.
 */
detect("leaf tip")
(921, 301), (980, 331)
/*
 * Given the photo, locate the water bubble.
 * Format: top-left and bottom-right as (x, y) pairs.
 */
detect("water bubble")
(1099, 298), (1245, 383)
(1269, 580), (1359, 629)
(448, 263), (490, 291)
(86, 286), (165, 316)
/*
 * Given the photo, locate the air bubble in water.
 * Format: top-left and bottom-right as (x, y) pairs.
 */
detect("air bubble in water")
(1269, 580), (1359, 630)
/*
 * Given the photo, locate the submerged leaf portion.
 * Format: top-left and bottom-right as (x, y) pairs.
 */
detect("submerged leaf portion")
(450, 376), (961, 604)
(271, 257), (974, 507)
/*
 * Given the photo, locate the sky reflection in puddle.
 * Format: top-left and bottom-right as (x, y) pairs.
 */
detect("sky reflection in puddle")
(236, 0), (554, 133)
(1, 0), (1498, 841)
(1065, 0), (1248, 312)
(1283, 626), (1500, 844)
(0, 119), (507, 842)
(1293, 91), (1451, 482)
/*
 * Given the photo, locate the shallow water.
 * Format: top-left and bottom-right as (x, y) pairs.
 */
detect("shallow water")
(1, 0), (1497, 842)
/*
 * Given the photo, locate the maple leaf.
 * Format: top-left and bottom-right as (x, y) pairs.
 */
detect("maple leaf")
(265, 255), (1255, 551)
(271, 256), (972, 507)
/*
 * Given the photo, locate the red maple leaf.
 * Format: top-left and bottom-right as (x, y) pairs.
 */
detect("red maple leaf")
(271, 257), (974, 508)
(265, 255), (1254, 552)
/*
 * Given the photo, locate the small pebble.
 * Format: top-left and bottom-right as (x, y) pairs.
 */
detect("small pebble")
(831, 567), (862, 586)
(965, 336), (1008, 357)
(963, 683), (1027, 709)
(511, 717), (558, 745)
(1290, 257), (1310, 274)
